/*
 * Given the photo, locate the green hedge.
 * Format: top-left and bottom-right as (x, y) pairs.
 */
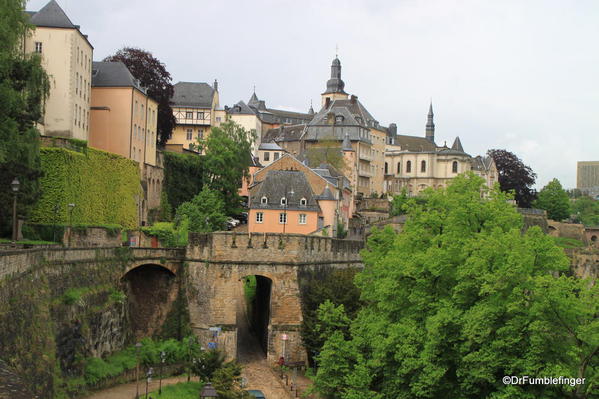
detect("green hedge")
(30, 147), (140, 229)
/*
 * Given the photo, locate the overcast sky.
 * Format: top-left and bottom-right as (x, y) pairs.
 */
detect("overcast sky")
(27, 0), (599, 189)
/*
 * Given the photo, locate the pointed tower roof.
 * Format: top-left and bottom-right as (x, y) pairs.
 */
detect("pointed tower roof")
(342, 132), (353, 151)
(308, 101), (315, 115)
(248, 90), (260, 108)
(30, 0), (77, 29)
(451, 137), (464, 152)
(425, 101), (435, 143)
(317, 185), (336, 201)
(322, 57), (347, 95)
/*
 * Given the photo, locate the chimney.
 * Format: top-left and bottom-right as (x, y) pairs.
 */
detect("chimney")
(350, 95), (357, 104)
(327, 112), (335, 125)
(213, 79), (218, 91)
(325, 97), (331, 108)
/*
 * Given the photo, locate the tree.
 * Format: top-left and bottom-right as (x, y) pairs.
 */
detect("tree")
(488, 149), (537, 207)
(104, 47), (176, 145)
(0, 0), (49, 236)
(196, 120), (256, 215)
(535, 178), (571, 221)
(572, 196), (599, 227)
(390, 188), (409, 216)
(313, 173), (598, 399)
(305, 135), (347, 171)
(175, 187), (227, 233)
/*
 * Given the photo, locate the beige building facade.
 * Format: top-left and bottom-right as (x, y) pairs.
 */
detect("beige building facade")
(89, 62), (158, 167)
(25, 0), (92, 140)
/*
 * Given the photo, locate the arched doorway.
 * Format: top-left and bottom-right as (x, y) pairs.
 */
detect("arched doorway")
(238, 275), (272, 359)
(123, 264), (178, 339)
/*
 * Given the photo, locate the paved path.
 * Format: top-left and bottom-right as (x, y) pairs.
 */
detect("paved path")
(236, 281), (292, 399)
(84, 375), (188, 399)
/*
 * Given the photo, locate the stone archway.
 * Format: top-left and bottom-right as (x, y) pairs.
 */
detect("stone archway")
(122, 264), (178, 339)
(238, 275), (273, 359)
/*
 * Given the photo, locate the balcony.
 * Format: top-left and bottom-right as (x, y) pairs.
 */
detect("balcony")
(359, 152), (373, 161)
(358, 169), (373, 178)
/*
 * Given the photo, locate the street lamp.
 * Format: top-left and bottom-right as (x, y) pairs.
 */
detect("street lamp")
(67, 203), (75, 247)
(199, 382), (218, 399)
(11, 178), (20, 245)
(145, 367), (153, 399)
(135, 342), (142, 399)
(159, 350), (165, 394)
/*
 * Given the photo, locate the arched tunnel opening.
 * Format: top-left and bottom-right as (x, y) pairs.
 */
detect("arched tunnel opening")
(123, 264), (178, 339)
(240, 275), (272, 357)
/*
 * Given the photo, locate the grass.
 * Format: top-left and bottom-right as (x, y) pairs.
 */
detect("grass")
(553, 236), (586, 248)
(243, 276), (257, 302)
(140, 381), (203, 399)
(0, 238), (59, 245)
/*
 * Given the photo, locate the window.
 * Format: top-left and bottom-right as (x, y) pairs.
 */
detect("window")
(256, 212), (264, 223)
(274, 152), (280, 160)
(335, 115), (344, 123)
(216, 117), (222, 122)
(264, 152), (270, 162)
(186, 129), (193, 140)
(421, 160), (426, 173)
(35, 42), (42, 53)
(132, 146), (136, 160)
(397, 162), (401, 174)
(452, 161), (458, 173)
(75, 72), (79, 94)
(279, 213), (287, 224)
(80, 76), (83, 97)
(406, 161), (412, 173)
(197, 112), (204, 119)
(384, 162), (388, 174)
(186, 111), (193, 119)
(299, 214), (307, 224)
(300, 198), (307, 206)
(280, 197), (287, 206)
(198, 128), (204, 139)
(261, 196), (268, 205)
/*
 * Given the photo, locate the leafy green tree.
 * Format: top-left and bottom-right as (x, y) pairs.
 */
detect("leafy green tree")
(572, 196), (599, 227)
(195, 120), (256, 215)
(305, 135), (347, 171)
(535, 178), (571, 221)
(104, 47), (176, 145)
(390, 188), (409, 216)
(211, 362), (252, 399)
(0, 0), (49, 236)
(175, 187), (227, 233)
(163, 151), (204, 210)
(313, 173), (598, 399)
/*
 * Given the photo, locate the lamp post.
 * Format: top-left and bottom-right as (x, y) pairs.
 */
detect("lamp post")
(199, 382), (218, 399)
(159, 350), (165, 394)
(67, 203), (75, 247)
(135, 342), (142, 399)
(145, 367), (153, 399)
(11, 178), (20, 245)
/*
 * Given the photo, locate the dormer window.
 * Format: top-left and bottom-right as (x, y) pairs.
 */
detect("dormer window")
(335, 115), (344, 124)
(355, 117), (362, 124)
(280, 197), (287, 206)
(261, 196), (268, 205)
(300, 198), (307, 206)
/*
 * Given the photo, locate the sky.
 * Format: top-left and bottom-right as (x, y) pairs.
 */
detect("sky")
(27, 0), (599, 189)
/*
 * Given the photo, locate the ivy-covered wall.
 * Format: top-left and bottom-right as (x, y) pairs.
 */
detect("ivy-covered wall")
(30, 147), (140, 229)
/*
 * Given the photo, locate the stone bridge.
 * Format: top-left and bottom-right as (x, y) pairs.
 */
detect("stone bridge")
(0, 232), (363, 365)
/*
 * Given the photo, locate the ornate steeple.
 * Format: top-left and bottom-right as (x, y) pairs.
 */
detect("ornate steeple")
(425, 102), (435, 142)
(323, 57), (347, 95)
(308, 100), (314, 115)
(248, 88), (259, 108)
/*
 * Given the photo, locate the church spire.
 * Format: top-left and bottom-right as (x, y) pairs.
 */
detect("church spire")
(425, 101), (435, 142)
(323, 57), (347, 95)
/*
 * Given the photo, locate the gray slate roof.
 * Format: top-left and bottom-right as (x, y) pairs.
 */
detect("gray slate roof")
(392, 134), (437, 152)
(304, 98), (377, 143)
(92, 61), (146, 93)
(228, 101), (255, 115)
(171, 82), (215, 108)
(29, 0), (77, 29)
(250, 170), (321, 212)
(262, 125), (306, 143)
(471, 155), (494, 172)
(258, 142), (284, 151)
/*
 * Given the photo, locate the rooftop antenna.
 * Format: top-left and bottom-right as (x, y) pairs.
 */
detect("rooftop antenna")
(335, 44), (339, 58)
(253, 85), (256, 94)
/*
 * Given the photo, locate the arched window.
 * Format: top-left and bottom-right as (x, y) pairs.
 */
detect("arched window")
(300, 198), (307, 206)
(421, 160), (426, 173)
(384, 162), (389, 174)
(406, 161), (412, 173)
(397, 162), (401, 174)
(452, 161), (458, 173)
(280, 197), (287, 206)
(261, 196), (268, 205)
